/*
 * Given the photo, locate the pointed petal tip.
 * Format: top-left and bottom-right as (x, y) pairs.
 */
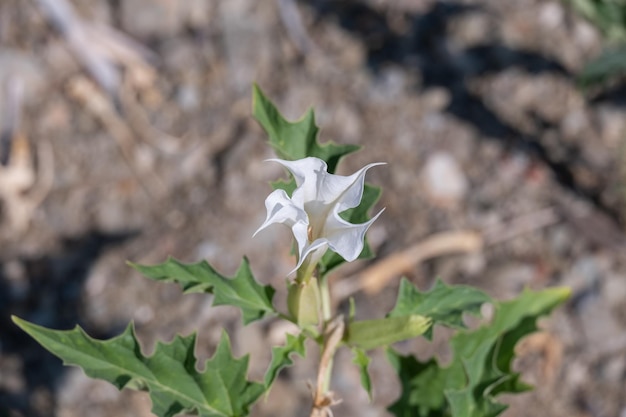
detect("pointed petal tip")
(286, 265), (299, 278)
(372, 207), (386, 219)
(361, 161), (386, 171)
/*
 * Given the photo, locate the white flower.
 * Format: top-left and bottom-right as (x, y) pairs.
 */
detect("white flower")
(255, 157), (385, 274)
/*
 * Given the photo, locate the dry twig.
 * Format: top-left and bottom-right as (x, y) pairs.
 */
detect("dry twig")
(33, 0), (156, 96)
(0, 76), (54, 234)
(515, 331), (563, 382)
(66, 76), (166, 197)
(333, 231), (483, 299)
(276, 0), (316, 55)
(332, 205), (567, 300)
(34, 0), (195, 198)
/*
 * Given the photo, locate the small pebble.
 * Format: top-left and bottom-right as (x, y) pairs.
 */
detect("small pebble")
(422, 152), (468, 206)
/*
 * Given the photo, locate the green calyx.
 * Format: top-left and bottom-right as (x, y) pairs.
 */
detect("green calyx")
(287, 277), (321, 328)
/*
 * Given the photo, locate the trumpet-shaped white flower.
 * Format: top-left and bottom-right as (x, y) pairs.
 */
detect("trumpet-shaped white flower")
(255, 157), (385, 274)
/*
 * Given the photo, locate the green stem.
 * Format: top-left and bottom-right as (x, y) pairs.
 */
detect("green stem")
(319, 275), (332, 322)
(317, 275), (336, 397)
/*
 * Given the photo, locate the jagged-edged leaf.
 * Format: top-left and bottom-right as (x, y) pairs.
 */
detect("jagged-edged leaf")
(386, 354), (458, 417)
(12, 317), (265, 417)
(129, 257), (276, 325)
(389, 278), (491, 340)
(352, 347), (373, 400)
(387, 287), (570, 417)
(252, 84), (359, 174)
(445, 287), (569, 417)
(264, 333), (306, 388)
(318, 184), (382, 276)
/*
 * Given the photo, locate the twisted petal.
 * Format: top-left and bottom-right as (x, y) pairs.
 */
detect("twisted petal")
(266, 157), (327, 203)
(293, 240), (328, 273)
(327, 162), (386, 213)
(269, 157), (385, 212)
(254, 189), (310, 256)
(323, 208), (385, 262)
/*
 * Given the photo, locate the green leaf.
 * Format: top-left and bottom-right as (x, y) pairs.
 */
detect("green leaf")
(270, 177), (297, 196)
(386, 353), (457, 417)
(252, 84), (360, 174)
(264, 333), (306, 388)
(389, 278), (491, 340)
(12, 317), (265, 417)
(129, 257), (276, 325)
(318, 184), (382, 276)
(387, 286), (570, 417)
(352, 347), (373, 400)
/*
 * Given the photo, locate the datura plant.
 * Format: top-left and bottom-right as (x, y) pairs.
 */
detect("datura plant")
(12, 85), (570, 417)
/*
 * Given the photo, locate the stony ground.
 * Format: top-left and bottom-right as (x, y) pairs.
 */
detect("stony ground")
(1, 1), (625, 416)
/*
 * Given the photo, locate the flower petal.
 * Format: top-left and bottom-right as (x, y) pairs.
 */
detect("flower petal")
(258, 157), (385, 276)
(272, 157), (384, 211)
(322, 208), (385, 262)
(322, 162), (386, 213)
(254, 189), (315, 270)
(254, 189), (308, 235)
(292, 240), (328, 273)
(267, 157), (328, 203)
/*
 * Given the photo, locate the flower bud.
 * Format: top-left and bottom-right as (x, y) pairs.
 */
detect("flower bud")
(344, 315), (431, 350)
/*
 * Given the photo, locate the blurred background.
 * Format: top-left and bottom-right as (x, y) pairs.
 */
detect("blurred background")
(1, 0), (625, 416)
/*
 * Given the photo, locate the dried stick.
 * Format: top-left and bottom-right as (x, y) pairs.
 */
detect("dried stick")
(277, 0), (316, 55)
(333, 231), (483, 299)
(0, 76), (54, 233)
(66, 77), (166, 197)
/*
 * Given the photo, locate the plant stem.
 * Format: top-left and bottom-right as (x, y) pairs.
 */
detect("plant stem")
(317, 274), (334, 396)
(319, 275), (332, 322)
(310, 315), (344, 417)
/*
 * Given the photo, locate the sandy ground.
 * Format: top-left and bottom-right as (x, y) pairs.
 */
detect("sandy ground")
(1, 1), (626, 416)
